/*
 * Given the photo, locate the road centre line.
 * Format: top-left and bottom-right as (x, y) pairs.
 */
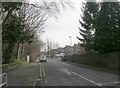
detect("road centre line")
(64, 68), (104, 87)
(41, 64), (46, 77)
(40, 64), (42, 77)
(40, 64), (48, 83)
(33, 64), (39, 87)
(42, 65), (48, 83)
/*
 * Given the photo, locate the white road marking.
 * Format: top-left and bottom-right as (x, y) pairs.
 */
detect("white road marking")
(61, 62), (70, 65)
(58, 61), (70, 66)
(41, 64), (46, 76)
(37, 79), (42, 81)
(64, 68), (104, 87)
(40, 64), (48, 84)
(99, 81), (120, 85)
(65, 70), (72, 75)
(40, 64), (42, 77)
(45, 79), (48, 83)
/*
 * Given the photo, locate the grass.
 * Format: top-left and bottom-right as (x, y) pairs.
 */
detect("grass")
(2, 59), (24, 71)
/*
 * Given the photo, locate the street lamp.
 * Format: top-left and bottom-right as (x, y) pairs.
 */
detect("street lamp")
(69, 36), (72, 46)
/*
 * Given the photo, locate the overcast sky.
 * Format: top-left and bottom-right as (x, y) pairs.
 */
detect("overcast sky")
(30, 0), (85, 47)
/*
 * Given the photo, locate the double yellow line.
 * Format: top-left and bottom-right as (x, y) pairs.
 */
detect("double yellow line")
(39, 63), (47, 83)
(40, 64), (46, 77)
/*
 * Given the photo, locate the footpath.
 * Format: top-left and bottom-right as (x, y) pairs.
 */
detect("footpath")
(3, 63), (38, 86)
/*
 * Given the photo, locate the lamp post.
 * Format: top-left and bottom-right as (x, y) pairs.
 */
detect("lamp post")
(69, 36), (72, 46)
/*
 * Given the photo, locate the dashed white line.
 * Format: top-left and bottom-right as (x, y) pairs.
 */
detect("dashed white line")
(65, 70), (72, 75)
(58, 61), (70, 66)
(37, 78), (42, 81)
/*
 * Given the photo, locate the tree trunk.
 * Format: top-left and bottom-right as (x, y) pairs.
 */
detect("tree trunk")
(21, 42), (24, 61)
(17, 43), (21, 60)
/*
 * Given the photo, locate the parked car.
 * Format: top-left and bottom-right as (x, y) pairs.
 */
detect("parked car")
(40, 55), (47, 62)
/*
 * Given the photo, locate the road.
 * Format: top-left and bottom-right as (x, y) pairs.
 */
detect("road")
(34, 58), (119, 87)
(5, 58), (119, 87)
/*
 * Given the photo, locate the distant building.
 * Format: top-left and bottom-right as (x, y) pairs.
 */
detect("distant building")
(63, 43), (86, 56)
(73, 43), (86, 55)
(63, 45), (74, 56)
(48, 48), (62, 57)
(48, 43), (86, 57)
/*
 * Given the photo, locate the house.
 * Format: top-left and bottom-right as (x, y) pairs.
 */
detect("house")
(63, 45), (74, 56)
(73, 43), (86, 55)
(63, 43), (86, 56)
(48, 43), (86, 57)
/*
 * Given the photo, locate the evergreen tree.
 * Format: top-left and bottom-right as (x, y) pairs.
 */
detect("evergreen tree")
(77, 1), (98, 51)
(94, 1), (120, 53)
(115, 2), (120, 51)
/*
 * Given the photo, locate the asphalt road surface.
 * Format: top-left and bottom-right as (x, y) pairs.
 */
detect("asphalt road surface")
(34, 58), (119, 87)
(5, 58), (119, 87)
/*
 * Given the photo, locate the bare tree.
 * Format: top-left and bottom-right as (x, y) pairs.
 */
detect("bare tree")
(2, 1), (72, 63)
(29, 35), (44, 62)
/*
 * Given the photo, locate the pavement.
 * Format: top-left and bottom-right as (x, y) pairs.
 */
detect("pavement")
(4, 58), (120, 87)
(6, 63), (38, 86)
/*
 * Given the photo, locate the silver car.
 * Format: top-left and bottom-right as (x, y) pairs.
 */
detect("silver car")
(40, 55), (47, 62)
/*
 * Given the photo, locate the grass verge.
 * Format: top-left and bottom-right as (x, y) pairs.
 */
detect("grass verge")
(2, 59), (24, 72)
